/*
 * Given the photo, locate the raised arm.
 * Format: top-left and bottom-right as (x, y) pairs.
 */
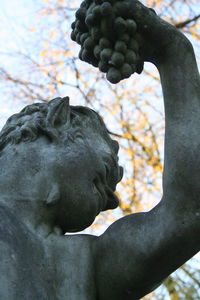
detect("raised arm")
(94, 2), (200, 299)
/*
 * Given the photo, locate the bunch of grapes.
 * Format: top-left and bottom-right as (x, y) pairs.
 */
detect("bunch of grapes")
(71, 0), (143, 84)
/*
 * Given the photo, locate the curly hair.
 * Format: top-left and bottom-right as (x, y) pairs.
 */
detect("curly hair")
(0, 96), (113, 151)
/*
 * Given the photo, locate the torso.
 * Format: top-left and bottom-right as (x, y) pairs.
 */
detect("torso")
(0, 205), (160, 300)
(47, 234), (98, 300)
(0, 205), (99, 300)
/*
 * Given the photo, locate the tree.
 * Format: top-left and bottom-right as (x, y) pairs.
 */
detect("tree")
(0, 0), (199, 298)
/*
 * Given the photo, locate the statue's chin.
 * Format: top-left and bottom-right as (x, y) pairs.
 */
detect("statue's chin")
(65, 223), (92, 233)
(62, 214), (96, 234)
(63, 193), (120, 233)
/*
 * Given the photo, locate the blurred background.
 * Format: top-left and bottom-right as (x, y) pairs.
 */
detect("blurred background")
(0, 0), (199, 298)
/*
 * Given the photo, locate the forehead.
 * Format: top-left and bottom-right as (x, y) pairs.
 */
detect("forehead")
(70, 105), (119, 154)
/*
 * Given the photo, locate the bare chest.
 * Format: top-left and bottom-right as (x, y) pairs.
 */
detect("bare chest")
(1, 222), (98, 300)
(47, 234), (98, 300)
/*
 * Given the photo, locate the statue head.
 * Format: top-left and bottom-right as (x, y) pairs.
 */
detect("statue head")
(0, 97), (123, 233)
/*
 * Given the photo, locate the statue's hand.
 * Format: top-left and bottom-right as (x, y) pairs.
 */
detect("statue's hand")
(128, 0), (190, 66)
(71, 0), (190, 83)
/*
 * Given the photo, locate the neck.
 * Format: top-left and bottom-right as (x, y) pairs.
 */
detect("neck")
(0, 196), (62, 237)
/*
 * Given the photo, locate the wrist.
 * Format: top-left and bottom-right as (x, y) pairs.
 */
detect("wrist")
(154, 31), (194, 67)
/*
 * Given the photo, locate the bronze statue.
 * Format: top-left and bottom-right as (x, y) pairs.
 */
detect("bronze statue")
(0, 1), (199, 299)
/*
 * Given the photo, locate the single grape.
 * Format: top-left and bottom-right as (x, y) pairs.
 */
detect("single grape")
(99, 37), (111, 49)
(84, 37), (95, 50)
(110, 51), (125, 67)
(100, 48), (113, 61)
(75, 8), (87, 20)
(82, 49), (92, 62)
(114, 40), (127, 54)
(85, 14), (96, 27)
(120, 63), (132, 78)
(98, 61), (109, 73)
(125, 49), (137, 64)
(126, 19), (137, 35)
(100, 2), (113, 16)
(106, 67), (121, 84)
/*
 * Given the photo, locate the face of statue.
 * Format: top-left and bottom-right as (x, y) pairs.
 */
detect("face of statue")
(52, 107), (123, 233)
(0, 97), (122, 233)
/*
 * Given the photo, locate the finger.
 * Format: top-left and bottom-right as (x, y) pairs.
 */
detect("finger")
(128, 0), (176, 42)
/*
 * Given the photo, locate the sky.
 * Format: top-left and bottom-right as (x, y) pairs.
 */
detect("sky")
(0, 0), (199, 127)
(0, 0), (41, 127)
(0, 1), (199, 297)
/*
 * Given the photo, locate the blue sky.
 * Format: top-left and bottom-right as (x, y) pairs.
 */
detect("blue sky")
(0, 0), (40, 127)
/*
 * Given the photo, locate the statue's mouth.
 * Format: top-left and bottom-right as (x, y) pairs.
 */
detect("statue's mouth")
(93, 163), (121, 212)
(103, 185), (120, 210)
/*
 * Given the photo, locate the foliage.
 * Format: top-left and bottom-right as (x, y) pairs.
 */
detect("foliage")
(0, 0), (199, 298)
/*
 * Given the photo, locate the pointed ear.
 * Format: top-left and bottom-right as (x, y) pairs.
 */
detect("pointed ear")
(46, 184), (60, 206)
(47, 96), (70, 127)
